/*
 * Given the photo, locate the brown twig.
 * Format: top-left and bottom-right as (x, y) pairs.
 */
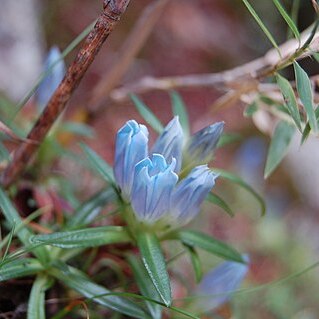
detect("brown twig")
(1, 0), (131, 188)
(89, 0), (169, 115)
(108, 24), (319, 102)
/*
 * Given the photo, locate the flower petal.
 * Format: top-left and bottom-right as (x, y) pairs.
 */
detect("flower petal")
(114, 120), (148, 198)
(170, 165), (218, 224)
(194, 255), (249, 313)
(131, 154), (178, 223)
(36, 46), (66, 112)
(152, 117), (184, 172)
(185, 122), (224, 164)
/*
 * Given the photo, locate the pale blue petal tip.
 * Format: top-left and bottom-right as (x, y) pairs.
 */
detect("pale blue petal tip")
(152, 117), (184, 172)
(187, 121), (225, 161)
(170, 165), (217, 224)
(114, 120), (149, 198)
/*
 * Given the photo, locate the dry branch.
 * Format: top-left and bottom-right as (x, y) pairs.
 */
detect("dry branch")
(108, 24), (319, 102)
(1, 0), (131, 188)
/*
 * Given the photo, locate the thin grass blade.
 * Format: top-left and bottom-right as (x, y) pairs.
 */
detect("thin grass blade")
(272, 0), (300, 41)
(242, 0), (281, 55)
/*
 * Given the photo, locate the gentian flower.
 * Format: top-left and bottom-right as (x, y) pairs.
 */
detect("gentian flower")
(170, 165), (218, 225)
(36, 46), (66, 111)
(131, 154), (178, 223)
(190, 256), (249, 314)
(114, 120), (148, 198)
(184, 122), (224, 167)
(114, 117), (221, 227)
(151, 116), (184, 172)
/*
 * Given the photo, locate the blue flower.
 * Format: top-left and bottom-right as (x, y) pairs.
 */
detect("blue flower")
(184, 122), (224, 166)
(151, 116), (184, 172)
(192, 256), (249, 314)
(131, 154), (178, 223)
(36, 46), (66, 112)
(114, 118), (220, 226)
(170, 166), (218, 225)
(114, 120), (148, 198)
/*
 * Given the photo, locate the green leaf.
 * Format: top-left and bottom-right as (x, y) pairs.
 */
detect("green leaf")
(67, 188), (116, 228)
(127, 254), (162, 319)
(207, 193), (235, 217)
(51, 265), (149, 319)
(0, 187), (31, 244)
(272, 0), (300, 41)
(242, 0), (281, 55)
(80, 143), (115, 185)
(301, 106), (319, 144)
(264, 121), (295, 178)
(27, 274), (51, 319)
(214, 169), (266, 216)
(131, 94), (164, 134)
(276, 73), (302, 131)
(30, 226), (130, 249)
(60, 121), (95, 138)
(288, 0), (300, 40)
(0, 140), (9, 161)
(177, 230), (244, 263)
(244, 101), (258, 117)
(170, 91), (190, 136)
(0, 187), (49, 263)
(217, 133), (242, 148)
(184, 245), (202, 283)
(293, 62), (317, 133)
(1, 222), (16, 262)
(137, 232), (172, 307)
(313, 52), (319, 63)
(0, 258), (43, 281)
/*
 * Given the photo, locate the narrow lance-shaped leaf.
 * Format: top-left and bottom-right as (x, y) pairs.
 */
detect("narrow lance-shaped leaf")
(301, 106), (319, 144)
(170, 91), (190, 136)
(67, 188), (116, 228)
(184, 245), (203, 283)
(242, 0), (281, 55)
(276, 73), (302, 131)
(0, 140), (9, 161)
(213, 169), (266, 216)
(80, 143), (115, 185)
(30, 226), (131, 249)
(217, 133), (242, 148)
(1, 222), (16, 262)
(127, 254), (162, 319)
(0, 187), (49, 263)
(137, 232), (172, 307)
(131, 94), (164, 134)
(0, 258), (44, 282)
(177, 230), (244, 263)
(244, 101), (258, 118)
(207, 193), (234, 217)
(50, 265), (149, 319)
(294, 62), (318, 133)
(264, 121), (295, 178)
(272, 0), (300, 41)
(60, 121), (95, 138)
(27, 274), (51, 319)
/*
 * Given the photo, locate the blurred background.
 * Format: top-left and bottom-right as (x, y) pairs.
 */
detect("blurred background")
(1, 1), (319, 318)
